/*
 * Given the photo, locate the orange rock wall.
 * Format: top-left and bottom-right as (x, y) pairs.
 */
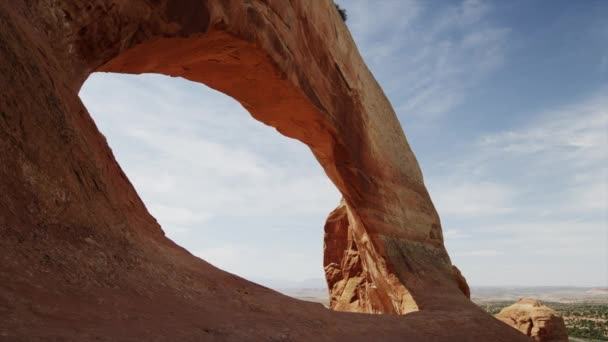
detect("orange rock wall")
(0, 0), (529, 340)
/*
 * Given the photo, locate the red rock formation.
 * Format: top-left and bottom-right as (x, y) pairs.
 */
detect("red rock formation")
(451, 265), (471, 299)
(0, 0), (530, 340)
(496, 299), (569, 342)
(323, 200), (420, 314)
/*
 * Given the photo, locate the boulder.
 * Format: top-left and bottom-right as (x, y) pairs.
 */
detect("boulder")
(496, 299), (568, 342)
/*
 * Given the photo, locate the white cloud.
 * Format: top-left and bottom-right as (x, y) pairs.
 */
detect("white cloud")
(443, 229), (470, 240)
(479, 94), (607, 160)
(147, 203), (212, 234)
(435, 92), (607, 286)
(477, 91), (608, 215)
(80, 72), (339, 283)
(430, 181), (516, 217)
(194, 244), (255, 272)
(343, 0), (509, 119)
(194, 243), (326, 283)
(467, 250), (503, 256)
(81, 73), (341, 234)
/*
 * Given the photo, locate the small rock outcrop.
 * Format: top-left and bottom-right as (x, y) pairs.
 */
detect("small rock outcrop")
(496, 299), (568, 342)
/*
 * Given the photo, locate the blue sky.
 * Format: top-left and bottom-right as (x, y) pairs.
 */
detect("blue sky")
(79, 0), (607, 288)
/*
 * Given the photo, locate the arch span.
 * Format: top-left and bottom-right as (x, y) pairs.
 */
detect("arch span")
(0, 0), (528, 340)
(96, 28), (449, 314)
(94, 4), (467, 314)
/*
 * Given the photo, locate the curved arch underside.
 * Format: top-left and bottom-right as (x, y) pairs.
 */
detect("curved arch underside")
(0, 0), (527, 340)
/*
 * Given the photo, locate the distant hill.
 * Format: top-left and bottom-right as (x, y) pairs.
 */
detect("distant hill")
(269, 284), (608, 305)
(471, 286), (608, 303)
(249, 277), (326, 290)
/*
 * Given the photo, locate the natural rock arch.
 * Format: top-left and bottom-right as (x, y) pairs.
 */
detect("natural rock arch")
(0, 0), (528, 340)
(94, 2), (463, 315)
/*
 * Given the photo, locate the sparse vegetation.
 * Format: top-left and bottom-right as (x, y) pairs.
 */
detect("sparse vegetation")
(477, 301), (608, 341)
(335, 3), (347, 22)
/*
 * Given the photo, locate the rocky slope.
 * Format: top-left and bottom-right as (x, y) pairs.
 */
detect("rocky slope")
(0, 0), (529, 340)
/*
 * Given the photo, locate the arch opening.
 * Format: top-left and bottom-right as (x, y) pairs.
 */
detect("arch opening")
(79, 71), (340, 301)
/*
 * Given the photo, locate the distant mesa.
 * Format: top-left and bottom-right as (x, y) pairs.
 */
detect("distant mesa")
(496, 298), (568, 342)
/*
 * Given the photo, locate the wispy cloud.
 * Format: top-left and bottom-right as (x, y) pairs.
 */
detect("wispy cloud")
(438, 91), (607, 286)
(429, 91), (607, 221)
(81, 73), (340, 230)
(465, 249), (503, 257)
(443, 229), (471, 240)
(194, 243), (326, 283)
(431, 181), (516, 217)
(479, 93), (607, 161)
(476, 91), (608, 216)
(80, 73), (339, 281)
(344, 0), (509, 119)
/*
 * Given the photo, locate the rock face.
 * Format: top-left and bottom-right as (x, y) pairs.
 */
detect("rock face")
(0, 0), (530, 340)
(496, 299), (569, 342)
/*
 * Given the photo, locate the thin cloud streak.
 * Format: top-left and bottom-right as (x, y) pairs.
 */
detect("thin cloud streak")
(80, 73), (340, 282)
(344, 0), (509, 120)
(438, 91), (607, 286)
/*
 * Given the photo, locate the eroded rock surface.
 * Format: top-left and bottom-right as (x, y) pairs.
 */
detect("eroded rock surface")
(496, 299), (568, 342)
(0, 0), (530, 340)
(323, 200), (420, 314)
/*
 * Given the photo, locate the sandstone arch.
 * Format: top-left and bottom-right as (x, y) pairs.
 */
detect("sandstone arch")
(0, 0), (529, 340)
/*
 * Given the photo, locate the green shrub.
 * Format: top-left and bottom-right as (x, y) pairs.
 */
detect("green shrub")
(335, 3), (347, 21)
